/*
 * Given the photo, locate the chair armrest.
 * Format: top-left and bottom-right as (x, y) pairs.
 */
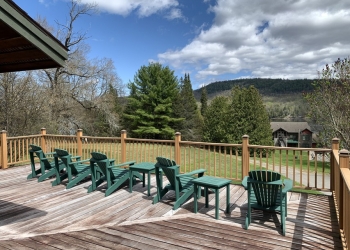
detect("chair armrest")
(108, 161), (136, 168)
(282, 179), (293, 193)
(45, 152), (55, 156)
(242, 176), (249, 190)
(177, 169), (206, 177)
(71, 156), (81, 160)
(69, 159), (90, 166)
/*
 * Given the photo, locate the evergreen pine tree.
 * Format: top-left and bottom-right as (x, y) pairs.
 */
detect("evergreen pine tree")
(174, 73), (203, 141)
(121, 63), (182, 139)
(202, 85), (271, 145)
(228, 86), (272, 145)
(203, 96), (230, 142)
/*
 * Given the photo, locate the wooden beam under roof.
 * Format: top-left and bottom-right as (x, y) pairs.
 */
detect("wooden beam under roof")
(0, 0), (68, 73)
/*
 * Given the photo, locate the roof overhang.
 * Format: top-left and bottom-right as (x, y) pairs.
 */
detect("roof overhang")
(0, 0), (68, 73)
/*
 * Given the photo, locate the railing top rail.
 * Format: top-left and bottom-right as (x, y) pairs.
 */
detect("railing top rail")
(81, 136), (121, 140)
(180, 141), (242, 147)
(125, 138), (174, 143)
(249, 144), (332, 152)
(7, 135), (41, 139)
(44, 134), (76, 138)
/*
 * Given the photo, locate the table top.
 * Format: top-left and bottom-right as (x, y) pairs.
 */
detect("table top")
(192, 176), (231, 188)
(129, 162), (155, 171)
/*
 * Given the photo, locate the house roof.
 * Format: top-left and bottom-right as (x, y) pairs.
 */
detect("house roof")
(271, 122), (311, 133)
(0, 0), (68, 73)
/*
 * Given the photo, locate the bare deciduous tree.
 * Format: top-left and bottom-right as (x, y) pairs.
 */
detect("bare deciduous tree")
(35, 0), (124, 135)
(305, 57), (350, 148)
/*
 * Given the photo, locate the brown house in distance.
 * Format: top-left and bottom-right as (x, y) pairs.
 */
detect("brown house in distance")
(271, 122), (314, 148)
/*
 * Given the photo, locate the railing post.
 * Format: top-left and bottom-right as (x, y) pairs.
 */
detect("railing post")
(121, 130), (127, 163)
(77, 129), (83, 156)
(331, 138), (340, 192)
(175, 132), (181, 165)
(242, 135), (249, 179)
(338, 149), (349, 231)
(41, 128), (46, 153)
(0, 130), (8, 169)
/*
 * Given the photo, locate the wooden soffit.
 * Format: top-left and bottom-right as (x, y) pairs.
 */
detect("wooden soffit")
(0, 0), (68, 73)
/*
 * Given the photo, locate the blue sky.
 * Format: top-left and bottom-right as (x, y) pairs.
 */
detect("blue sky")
(12, 0), (350, 91)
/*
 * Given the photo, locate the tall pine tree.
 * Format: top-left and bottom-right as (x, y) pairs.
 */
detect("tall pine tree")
(203, 96), (230, 143)
(228, 86), (272, 145)
(174, 74), (203, 141)
(122, 63), (182, 139)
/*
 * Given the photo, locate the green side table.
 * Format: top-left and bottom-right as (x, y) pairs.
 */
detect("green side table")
(192, 176), (231, 219)
(129, 162), (162, 196)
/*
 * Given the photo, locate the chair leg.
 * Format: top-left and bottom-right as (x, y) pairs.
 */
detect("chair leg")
(27, 169), (41, 180)
(173, 189), (193, 210)
(245, 206), (251, 230)
(87, 178), (105, 193)
(52, 172), (68, 186)
(152, 187), (169, 204)
(38, 168), (56, 182)
(105, 174), (129, 197)
(281, 208), (286, 236)
(66, 170), (91, 189)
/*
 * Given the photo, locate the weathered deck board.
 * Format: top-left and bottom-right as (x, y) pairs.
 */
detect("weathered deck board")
(0, 165), (343, 249)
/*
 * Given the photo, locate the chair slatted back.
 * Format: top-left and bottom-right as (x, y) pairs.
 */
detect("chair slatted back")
(55, 148), (69, 157)
(29, 144), (52, 168)
(90, 152), (112, 177)
(54, 148), (72, 167)
(155, 157), (180, 189)
(248, 170), (282, 207)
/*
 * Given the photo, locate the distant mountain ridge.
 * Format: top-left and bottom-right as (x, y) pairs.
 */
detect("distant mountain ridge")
(193, 78), (315, 100)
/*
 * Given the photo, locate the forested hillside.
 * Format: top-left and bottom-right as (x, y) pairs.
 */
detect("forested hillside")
(193, 78), (314, 99)
(194, 78), (315, 120)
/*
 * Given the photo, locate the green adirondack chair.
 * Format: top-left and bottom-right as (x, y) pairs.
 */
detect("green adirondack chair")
(242, 170), (293, 236)
(27, 144), (64, 182)
(53, 148), (92, 189)
(152, 156), (206, 210)
(88, 152), (143, 197)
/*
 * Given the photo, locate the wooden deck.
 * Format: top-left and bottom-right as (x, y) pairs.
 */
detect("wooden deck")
(0, 165), (342, 249)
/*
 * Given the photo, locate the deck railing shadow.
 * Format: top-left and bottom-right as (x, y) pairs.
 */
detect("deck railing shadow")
(0, 200), (47, 226)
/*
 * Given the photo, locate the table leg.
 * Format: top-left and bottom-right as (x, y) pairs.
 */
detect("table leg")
(205, 187), (209, 208)
(129, 170), (133, 193)
(147, 171), (151, 196)
(215, 188), (219, 219)
(142, 172), (145, 187)
(194, 184), (198, 214)
(226, 184), (230, 214)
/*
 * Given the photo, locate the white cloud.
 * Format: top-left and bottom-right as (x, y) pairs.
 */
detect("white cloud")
(166, 8), (185, 21)
(77, 0), (179, 18)
(158, 0), (350, 83)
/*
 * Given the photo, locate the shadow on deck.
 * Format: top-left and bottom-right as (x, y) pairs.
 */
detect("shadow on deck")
(0, 165), (342, 249)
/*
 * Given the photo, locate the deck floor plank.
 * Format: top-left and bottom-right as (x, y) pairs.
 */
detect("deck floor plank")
(0, 165), (343, 249)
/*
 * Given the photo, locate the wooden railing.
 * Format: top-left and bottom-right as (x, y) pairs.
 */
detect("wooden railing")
(0, 128), (334, 189)
(331, 139), (350, 250)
